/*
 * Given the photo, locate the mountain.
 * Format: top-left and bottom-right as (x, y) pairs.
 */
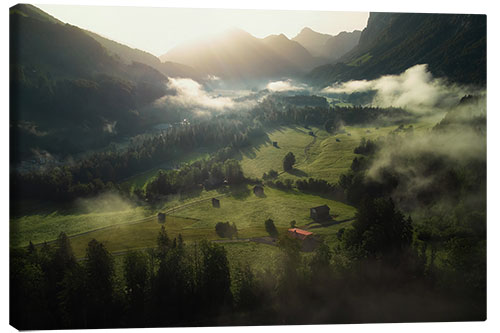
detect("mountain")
(10, 4), (172, 161)
(292, 27), (332, 57)
(292, 27), (361, 61)
(262, 33), (322, 70)
(160, 28), (319, 82)
(307, 12), (486, 86)
(85, 30), (202, 80)
(322, 30), (362, 61)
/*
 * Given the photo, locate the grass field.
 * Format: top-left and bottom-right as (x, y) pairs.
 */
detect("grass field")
(11, 189), (226, 248)
(10, 205), (153, 248)
(223, 242), (282, 272)
(176, 185), (355, 229)
(238, 122), (434, 184)
(12, 123), (434, 266)
(46, 185), (356, 258)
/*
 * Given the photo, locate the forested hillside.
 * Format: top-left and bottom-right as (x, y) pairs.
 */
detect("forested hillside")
(307, 12), (486, 86)
(10, 4), (172, 161)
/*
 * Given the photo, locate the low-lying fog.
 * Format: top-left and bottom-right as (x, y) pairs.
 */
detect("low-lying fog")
(155, 64), (484, 119)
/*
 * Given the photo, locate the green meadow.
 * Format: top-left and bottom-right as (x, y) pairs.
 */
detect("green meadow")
(239, 122), (433, 184)
(12, 123), (432, 261)
(53, 185), (356, 258)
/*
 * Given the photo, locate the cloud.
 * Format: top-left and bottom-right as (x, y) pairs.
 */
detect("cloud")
(365, 95), (486, 210)
(102, 120), (117, 134)
(161, 77), (236, 111)
(266, 79), (308, 92)
(322, 64), (476, 113)
(75, 192), (138, 214)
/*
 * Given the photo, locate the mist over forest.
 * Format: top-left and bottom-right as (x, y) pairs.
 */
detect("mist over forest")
(9, 4), (487, 330)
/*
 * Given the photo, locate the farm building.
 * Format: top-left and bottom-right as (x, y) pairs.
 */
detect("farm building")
(272, 141), (278, 147)
(336, 138), (341, 142)
(288, 228), (313, 240)
(212, 198), (220, 208)
(310, 205), (330, 221)
(253, 185), (264, 197)
(157, 212), (166, 223)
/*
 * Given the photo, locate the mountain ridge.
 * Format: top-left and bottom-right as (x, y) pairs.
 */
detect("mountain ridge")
(159, 28), (316, 81)
(307, 12), (486, 86)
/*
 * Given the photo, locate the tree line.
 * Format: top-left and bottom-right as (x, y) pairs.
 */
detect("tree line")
(11, 119), (262, 206)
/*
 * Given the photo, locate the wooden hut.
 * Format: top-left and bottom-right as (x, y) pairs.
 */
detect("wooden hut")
(212, 198), (220, 208)
(157, 212), (166, 223)
(310, 205), (330, 221)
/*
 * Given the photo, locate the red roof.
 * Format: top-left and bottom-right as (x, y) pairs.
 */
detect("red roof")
(288, 228), (313, 240)
(288, 228), (312, 236)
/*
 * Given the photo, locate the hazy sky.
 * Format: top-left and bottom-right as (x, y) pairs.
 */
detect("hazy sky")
(37, 5), (369, 56)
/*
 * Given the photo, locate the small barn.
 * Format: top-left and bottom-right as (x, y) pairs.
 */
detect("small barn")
(288, 228), (313, 241)
(212, 198), (220, 208)
(310, 205), (330, 221)
(157, 212), (166, 224)
(253, 185), (264, 197)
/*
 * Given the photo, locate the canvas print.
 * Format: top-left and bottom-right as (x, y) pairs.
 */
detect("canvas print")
(9, 4), (486, 329)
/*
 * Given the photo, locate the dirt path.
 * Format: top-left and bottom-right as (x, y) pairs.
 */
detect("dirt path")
(36, 193), (230, 247)
(304, 131), (317, 162)
(162, 193), (228, 215)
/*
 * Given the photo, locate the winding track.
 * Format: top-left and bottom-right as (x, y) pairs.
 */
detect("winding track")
(36, 193), (229, 247)
(303, 131), (317, 162)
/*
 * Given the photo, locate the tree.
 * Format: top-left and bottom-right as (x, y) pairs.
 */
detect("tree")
(263, 169), (279, 180)
(265, 219), (278, 237)
(157, 225), (170, 259)
(85, 239), (115, 327)
(215, 222), (237, 238)
(177, 234), (184, 250)
(346, 198), (413, 262)
(124, 251), (149, 317)
(232, 263), (258, 310)
(283, 152), (296, 172)
(54, 232), (76, 271)
(309, 242), (332, 277)
(224, 159), (244, 184)
(199, 241), (232, 311)
(290, 220), (297, 228)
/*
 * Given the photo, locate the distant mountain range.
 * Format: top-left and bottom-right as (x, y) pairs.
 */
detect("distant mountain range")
(10, 4), (486, 161)
(292, 27), (362, 61)
(306, 12), (486, 86)
(160, 29), (316, 82)
(159, 27), (362, 82)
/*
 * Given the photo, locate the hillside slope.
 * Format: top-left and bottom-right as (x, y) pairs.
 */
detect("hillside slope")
(10, 4), (170, 161)
(292, 27), (361, 61)
(292, 27), (333, 57)
(160, 28), (312, 81)
(85, 30), (202, 80)
(307, 12), (486, 86)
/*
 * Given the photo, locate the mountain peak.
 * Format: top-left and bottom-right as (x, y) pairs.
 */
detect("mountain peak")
(264, 33), (289, 42)
(222, 27), (252, 38)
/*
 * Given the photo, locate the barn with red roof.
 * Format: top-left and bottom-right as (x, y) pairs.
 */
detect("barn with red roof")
(288, 228), (313, 240)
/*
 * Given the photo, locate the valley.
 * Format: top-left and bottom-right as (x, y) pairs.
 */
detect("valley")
(9, 4), (487, 329)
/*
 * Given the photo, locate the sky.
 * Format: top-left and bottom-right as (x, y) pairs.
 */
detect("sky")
(37, 4), (369, 56)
